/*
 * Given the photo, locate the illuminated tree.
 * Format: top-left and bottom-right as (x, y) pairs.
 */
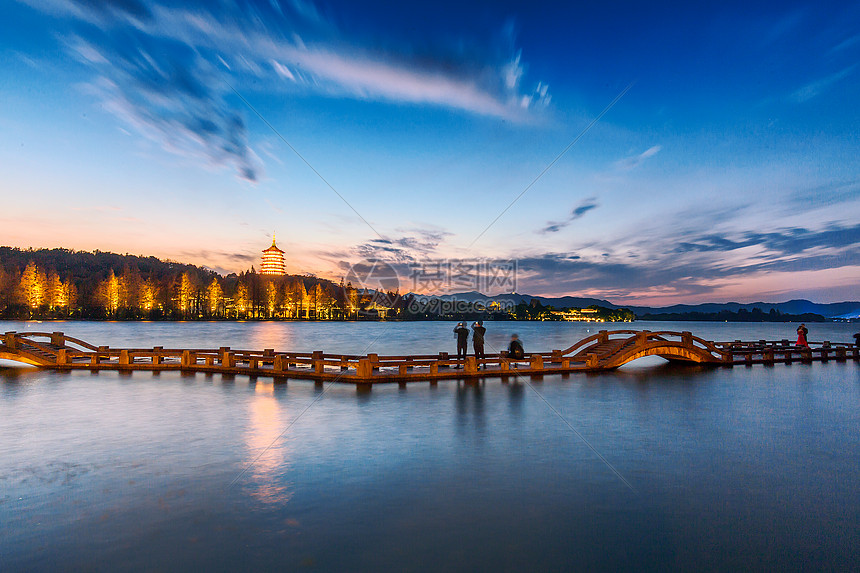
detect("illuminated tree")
(234, 283), (249, 317)
(19, 261), (46, 309)
(266, 281), (278, 318)
(207, 278), (224, 316)
(121, 265), (142, 310)
(100, 270), (121, 314)
(46, 271), (69, 310)
(295, 280), (308, 319)
(141, 278), (158, 312)
(176, 272), (195, 316)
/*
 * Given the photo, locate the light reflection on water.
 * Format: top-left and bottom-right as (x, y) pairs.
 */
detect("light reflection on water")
(1, 321), (859, 571)
(245, 382), (293, 505)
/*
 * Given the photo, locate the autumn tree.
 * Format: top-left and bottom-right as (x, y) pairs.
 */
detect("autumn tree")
(19, 261), (47, 310)
(207, 278), (224, 317)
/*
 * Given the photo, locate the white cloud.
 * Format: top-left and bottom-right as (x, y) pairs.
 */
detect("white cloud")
(614, 145), (662, 171)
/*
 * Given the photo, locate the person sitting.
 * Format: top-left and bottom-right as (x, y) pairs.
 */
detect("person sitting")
(508, 334), (525, 364)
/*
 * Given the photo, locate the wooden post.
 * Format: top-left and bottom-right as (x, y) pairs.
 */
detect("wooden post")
(90, 353), (100, 366)
(763, 349), (774, 363)
(368, 353), (379, 372)
(119, 350), (130, 366)
(637, 331), (649, 345)
(465, 356), (477, 374)
(51, 332), (65, 348)
(785, 350), (792, 364)
(586, 353), (598, 368)
(357, 359), (373, 379)
(56, 349), (67, 366)
(598, 330), (608, 343)
(399, 364), (408, 375)
(561, 358), (570, 368)
(313, 358), (324, 374)
(3, 332), (17, 351)
(500, 358), (510, 372)
(152, 346), (163, 365)
(430, 363), (439, 375)
(273, 355), (285, 373)
(682, 331), (693, 347)
(205, 355), (215, 366)
(551, 349), (562, 363)
(530, 355), (544, 370)
(745, 353), (752, 365)
(438, 352), (449, 368)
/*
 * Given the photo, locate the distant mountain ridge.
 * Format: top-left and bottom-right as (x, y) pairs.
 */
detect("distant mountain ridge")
(415, 291), (860, 318)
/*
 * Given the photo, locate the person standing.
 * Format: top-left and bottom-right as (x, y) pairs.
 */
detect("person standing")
(454, 322), (469, 367)
(472, 321), (486, 367)
(796, 324), (809, 347)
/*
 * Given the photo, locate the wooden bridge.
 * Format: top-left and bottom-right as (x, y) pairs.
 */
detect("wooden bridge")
(1, 330), (857, 384)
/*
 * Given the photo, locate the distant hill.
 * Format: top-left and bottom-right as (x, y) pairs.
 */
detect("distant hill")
(625, 300), (860, 319)
(422, 291), (860, 319)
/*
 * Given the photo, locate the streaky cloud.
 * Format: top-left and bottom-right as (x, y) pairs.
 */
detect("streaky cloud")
(21, 0), (552, 181)
(540, 197), (599, 233)
(614, 145), (661, 171)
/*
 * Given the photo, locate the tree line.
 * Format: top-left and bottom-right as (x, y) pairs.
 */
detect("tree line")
(0, 247), (402, 320)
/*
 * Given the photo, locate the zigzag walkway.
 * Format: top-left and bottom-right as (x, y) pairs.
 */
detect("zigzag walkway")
(1, 330), (857, 384)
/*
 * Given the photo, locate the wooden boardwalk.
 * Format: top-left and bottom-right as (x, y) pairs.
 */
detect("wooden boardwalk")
(1, 330), (857, 384)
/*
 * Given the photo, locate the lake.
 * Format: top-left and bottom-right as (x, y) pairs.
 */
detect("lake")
(1, 320), (859, 571)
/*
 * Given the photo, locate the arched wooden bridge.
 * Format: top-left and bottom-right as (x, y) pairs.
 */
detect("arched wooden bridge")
(1, 330), (857, 383)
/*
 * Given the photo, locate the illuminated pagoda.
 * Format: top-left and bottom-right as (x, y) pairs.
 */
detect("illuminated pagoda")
(260, 234), (286, 276)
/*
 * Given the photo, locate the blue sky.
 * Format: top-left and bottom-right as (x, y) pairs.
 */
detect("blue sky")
(1, 0), (858, 304)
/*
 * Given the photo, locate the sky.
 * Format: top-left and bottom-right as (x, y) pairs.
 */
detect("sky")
(1, 0), (858, 305)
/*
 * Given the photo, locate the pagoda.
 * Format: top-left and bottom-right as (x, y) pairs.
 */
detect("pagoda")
(260, 234), (286, 276)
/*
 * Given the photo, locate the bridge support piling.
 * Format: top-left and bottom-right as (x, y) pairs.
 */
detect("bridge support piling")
(119, 350), (130, 366)
(56, 349), (67, 366)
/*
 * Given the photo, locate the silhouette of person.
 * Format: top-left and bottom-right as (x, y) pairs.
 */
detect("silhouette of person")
(454, 322), (469, 367)
(472, 321), (486, 366)
(508, 333), (524, 361)
(853, 332), (860, 348)
(796, 324), (809, 347)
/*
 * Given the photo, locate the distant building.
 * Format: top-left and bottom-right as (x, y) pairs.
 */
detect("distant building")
(260, 235), (286, 276)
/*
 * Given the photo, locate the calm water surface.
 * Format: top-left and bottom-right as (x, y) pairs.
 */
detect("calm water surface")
(1, 320), (859, 571)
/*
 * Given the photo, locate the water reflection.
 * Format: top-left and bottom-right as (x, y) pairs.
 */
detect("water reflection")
(455, 380), (486, 433)
(248, 322), (295, 352)
(244, 382), (292, 504)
